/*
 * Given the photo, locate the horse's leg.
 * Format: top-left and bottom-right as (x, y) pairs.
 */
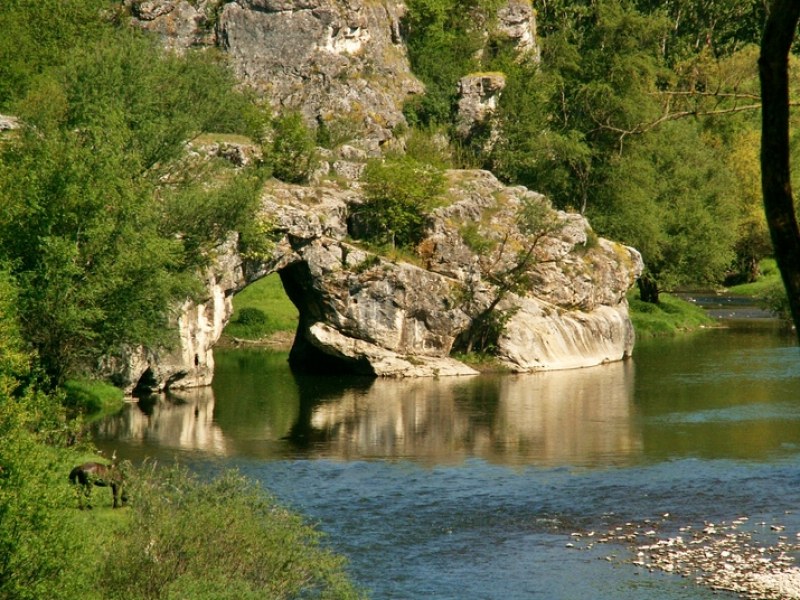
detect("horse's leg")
(74, 483), (85, 509)
(85, 483), (94, 510)
(111, 482), (119, 508)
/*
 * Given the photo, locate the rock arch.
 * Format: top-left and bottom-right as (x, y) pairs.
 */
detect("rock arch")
(110, 171), (642, 393)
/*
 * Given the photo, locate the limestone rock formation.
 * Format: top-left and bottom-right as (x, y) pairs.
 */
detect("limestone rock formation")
(455, 72), (506, 143)
(115, 170), (642, 392)
(0, 114), (19, 131)
(126, 0), (217, 49)
(496, 0), (541, 60)
(128, 0), (423, 142)
(112, 0), (641, 392)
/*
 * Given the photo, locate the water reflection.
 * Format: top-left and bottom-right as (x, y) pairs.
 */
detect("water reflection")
(95, 351), (641, 467)
(93, 327), (800, 467)
(93, 389), (229, 455)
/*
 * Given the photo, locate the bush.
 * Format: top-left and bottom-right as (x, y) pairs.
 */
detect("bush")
(235, 306), (269, 326)
(102, 465), (364, 600)
(270, 112), (317, 184)
(628, 292), (714, 337)
(758, 280), (792, 323)
(62, 379), (124, 416)
(351, 156), (445, 249)
(0, 393), (94, 600)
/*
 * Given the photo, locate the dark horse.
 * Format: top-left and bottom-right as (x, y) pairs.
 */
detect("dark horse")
(69, 461), (127, 509)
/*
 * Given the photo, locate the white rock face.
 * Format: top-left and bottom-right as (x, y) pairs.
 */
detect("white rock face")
(307, 322), (479, 377)
(496, 0), (541, 60)
(112, 171), (642, 391)
(456, 73), (506, 140)
(497, 302), (635, 372)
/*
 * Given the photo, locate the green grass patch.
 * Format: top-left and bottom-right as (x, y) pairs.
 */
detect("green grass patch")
(629, 292), (715, 337)
(62, 379), (125, 417)
(727, 258), (781, 297)
(225, 273), (299, 340)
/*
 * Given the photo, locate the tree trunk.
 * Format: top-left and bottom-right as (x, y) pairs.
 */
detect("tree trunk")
(760, 1), (800, 339)
(638, 274), (659, 304)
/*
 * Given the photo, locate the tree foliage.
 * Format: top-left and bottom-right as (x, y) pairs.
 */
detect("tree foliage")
(353, 156), (446, 249)
(455, 196), (564, 354)
(402, 0), (780, 300)
(0, 13), (265, 384)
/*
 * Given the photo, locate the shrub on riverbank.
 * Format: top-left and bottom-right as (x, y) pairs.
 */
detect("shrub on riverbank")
(103, 464), (364, 600)
(629, 292), (715, 337)
(727, 258), (791, 322)
(62, 379), (124, 417)
(0, 418), (364, 600)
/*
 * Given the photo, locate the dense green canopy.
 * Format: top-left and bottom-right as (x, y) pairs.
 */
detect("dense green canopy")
(403, 0), (790, 301)
(0, 5), (266, 384)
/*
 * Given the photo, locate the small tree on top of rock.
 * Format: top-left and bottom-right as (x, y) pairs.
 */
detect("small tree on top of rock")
(455, 195), (564, 354)
(351, 155), (446, 250)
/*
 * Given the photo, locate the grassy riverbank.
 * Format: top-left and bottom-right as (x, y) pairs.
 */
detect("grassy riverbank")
(1, 394), (365, 600)
(224, 273), (299, 342)
(628, 292), (716, 337)
(726, 258), (789, 321)
(62, 378), (125, 418)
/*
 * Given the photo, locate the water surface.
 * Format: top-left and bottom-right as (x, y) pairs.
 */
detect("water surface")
(94, 323), (800, 599)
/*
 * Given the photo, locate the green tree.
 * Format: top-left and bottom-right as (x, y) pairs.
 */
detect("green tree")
(269, 111), (318, 184)
(493, 0), (669, 213)
(0, 28), (263, 384)
(0, 297), (89, 600)
(592, 120), (737, 302)
(456, 197), (564, 354)
(402, 0), (485, 126)
(0, 0), (110, 109)
(634, 0), (766, 63)
(353, 156), (446, 249)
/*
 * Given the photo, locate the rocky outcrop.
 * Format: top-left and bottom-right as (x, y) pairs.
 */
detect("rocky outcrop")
(126, 0), (217, 49)
(113, 0), (640, 392)
(496, 0), (540, 60)
(455, 73), (506, 141)
(220, 0), (421, 141)
(115, 169), (641, 392)
(128, 0), (423, 142)
(0, 114), (19, 131)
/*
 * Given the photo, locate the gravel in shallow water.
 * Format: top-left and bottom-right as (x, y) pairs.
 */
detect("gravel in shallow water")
(568, 514), (800, 599)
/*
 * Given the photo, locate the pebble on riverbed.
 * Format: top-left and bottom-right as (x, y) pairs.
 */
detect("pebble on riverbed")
(568, 515), (800, 599)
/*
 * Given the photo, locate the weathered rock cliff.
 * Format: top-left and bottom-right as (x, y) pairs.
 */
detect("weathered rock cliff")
(128, 0), (422, 141)
(113, 0), (642, 392)
(116, 169), (641, 392)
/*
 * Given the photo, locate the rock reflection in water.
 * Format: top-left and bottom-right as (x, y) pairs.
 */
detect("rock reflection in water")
(306, 360), (640, 466)
(93, 388), (228, 456)
(95, 354), (641, 466)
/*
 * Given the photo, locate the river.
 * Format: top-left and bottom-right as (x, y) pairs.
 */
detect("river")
(93, 319), (800, 599)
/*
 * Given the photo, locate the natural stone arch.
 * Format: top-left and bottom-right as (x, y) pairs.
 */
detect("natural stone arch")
(110, 171), (642, 393)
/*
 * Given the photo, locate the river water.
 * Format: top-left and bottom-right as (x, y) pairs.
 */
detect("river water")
(93, 320), (800, 599)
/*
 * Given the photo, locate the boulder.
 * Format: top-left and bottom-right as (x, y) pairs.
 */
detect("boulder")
(113, 171), (642, 391)
(455, 73), (506, 143)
